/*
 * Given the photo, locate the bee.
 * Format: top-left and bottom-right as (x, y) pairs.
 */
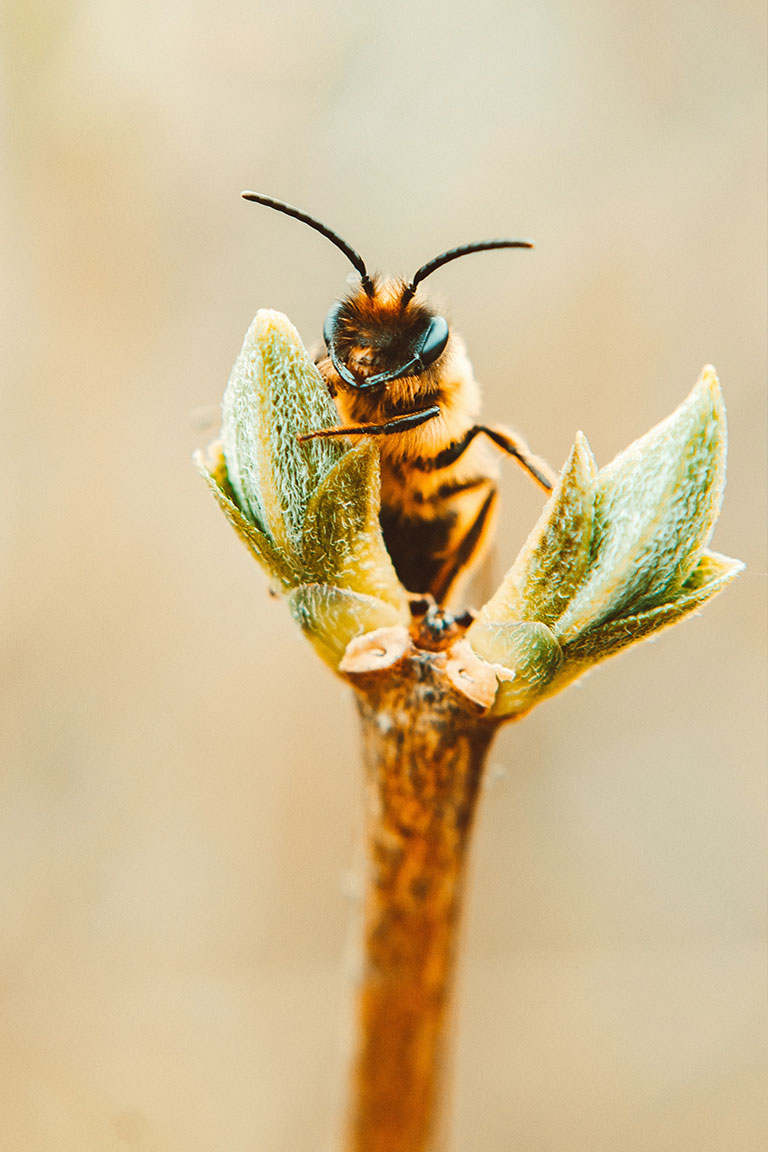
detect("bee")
(243, 192), (556, 605)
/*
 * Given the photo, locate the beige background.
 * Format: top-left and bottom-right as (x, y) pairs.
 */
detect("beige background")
(1, 2), (766, 1149)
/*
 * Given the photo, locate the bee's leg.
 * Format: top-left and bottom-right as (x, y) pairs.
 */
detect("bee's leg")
(430, 484), (498, 605)
(479, 426), (556, 490)
(428, 425), (556, 491)
(298, 405), (441, 443)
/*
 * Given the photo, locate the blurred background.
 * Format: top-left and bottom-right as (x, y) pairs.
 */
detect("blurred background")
(1, 1), (765, 1149)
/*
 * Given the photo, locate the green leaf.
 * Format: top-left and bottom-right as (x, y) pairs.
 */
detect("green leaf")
(561, 549), (743, 662)
(468, 621), (564, 718)
(221, 310), (346, 553)
(288, 584), (408, 668)
(195, 445), (296, 587)
(301, 442), (408, 611)
(479, 433), (596, 627)
(554, 367), (726, 644)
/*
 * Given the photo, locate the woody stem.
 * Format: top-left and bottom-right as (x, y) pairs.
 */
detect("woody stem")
(345, 657), (498, 1152)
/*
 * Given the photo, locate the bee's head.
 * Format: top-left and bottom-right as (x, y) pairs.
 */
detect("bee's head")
(321, 277), (450, 391)
(242, 192), (533, 391)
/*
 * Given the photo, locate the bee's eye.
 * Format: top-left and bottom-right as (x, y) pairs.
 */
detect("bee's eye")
(418, 315), (449, 367)
(323, 302), (343, 350)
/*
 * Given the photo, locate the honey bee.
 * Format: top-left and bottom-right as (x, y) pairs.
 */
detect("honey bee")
(243, 192), (556, 605)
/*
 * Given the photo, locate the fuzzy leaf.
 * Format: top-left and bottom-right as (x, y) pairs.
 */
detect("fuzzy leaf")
(478, 433), (596, 627)
(221, 310), (345, 553)
(301, 442), (408, 611)
(466, 367), (741, 715)
(469, 621), (564, 718)
(561, 549), (743, 663)
(554, 367), (726, 643)
(288, 584), (407, 669)
(195, 444), (296, 587)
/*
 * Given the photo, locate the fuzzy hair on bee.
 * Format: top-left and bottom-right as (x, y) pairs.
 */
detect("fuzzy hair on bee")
(242, 192), (557, 605)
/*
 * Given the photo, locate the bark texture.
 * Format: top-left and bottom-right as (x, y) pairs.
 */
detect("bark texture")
(345, 647), (499, 1152)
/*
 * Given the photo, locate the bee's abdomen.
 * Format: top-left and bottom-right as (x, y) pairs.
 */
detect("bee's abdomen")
(379, 504), (458, 597)
(379, 476), (498, 603)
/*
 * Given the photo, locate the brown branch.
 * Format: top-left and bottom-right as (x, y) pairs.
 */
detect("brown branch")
(343, 641), (500, 1152)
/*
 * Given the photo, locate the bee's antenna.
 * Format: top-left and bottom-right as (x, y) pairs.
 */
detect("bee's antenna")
(242, 192), (375, 296)
(402, 238), (534, 305)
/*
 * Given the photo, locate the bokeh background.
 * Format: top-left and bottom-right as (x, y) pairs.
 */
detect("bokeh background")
(1, 2), (766, 1149)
